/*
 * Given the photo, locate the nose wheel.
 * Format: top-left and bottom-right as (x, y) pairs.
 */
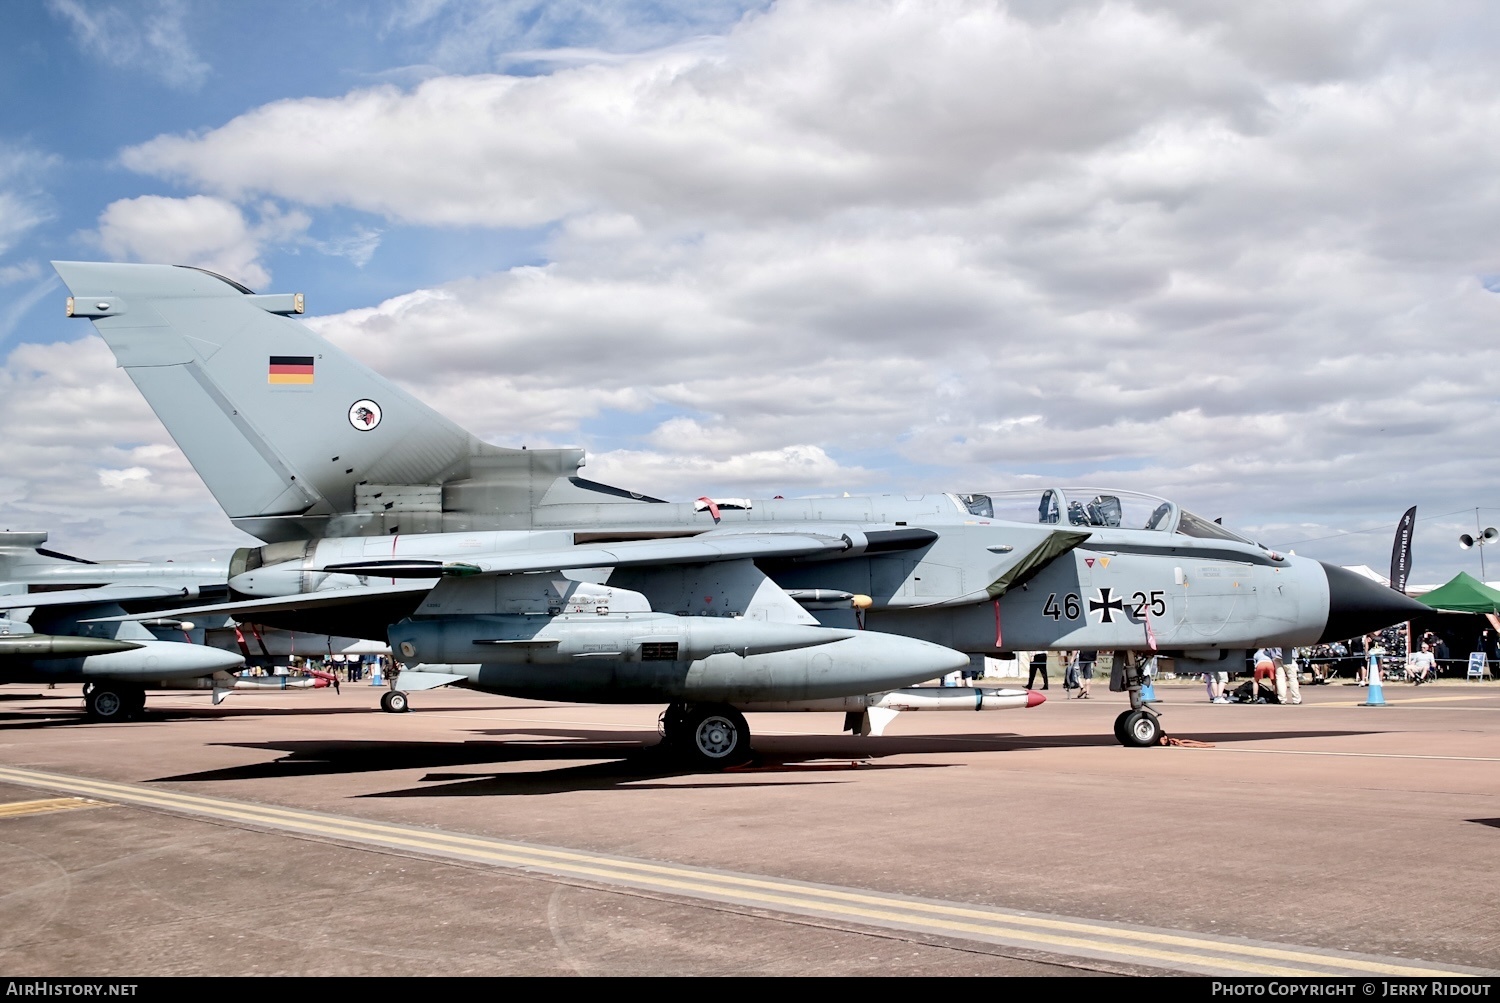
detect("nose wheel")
(1114, 708), (1162, 747)
(379, 690), (410, 713)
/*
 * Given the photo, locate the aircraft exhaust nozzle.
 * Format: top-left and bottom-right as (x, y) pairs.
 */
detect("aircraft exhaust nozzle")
(229, 561), (324, 598)
(1317, 561), (1431, 644)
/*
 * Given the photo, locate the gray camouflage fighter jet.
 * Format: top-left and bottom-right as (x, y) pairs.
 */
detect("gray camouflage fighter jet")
(0, 531), (376, 719)
(0, 531), (243, 718)
(51, 261), (1425, 761)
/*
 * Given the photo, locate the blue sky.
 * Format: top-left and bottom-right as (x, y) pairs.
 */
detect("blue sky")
(3, 0), (1500, 586)
(0, 1), (763, 334)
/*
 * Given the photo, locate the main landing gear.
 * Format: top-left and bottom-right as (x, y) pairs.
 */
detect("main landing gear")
(1111, 652), (1164, 748)
(82, 682), (146, 722)
(660, 702), (752, 768)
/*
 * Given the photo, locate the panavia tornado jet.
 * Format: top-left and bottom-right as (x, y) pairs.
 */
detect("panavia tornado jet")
(0, 531), (376, 719)
(0, 530), (244, 718)
(52, 261), (1425, 762)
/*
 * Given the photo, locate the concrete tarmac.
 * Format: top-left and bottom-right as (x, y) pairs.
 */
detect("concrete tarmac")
(0, 677), (1496, 977)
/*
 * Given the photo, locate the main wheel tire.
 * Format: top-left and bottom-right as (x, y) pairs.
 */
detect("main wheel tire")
(122, 686), (146, 718)
(85, 686), (130, 722)
(680, 705), (751, 768)
(660, 702), (690, 742)
(1120, 709), (1163, 747)
(1113, 709), (1134, 744)
(387, 690), (409, 713)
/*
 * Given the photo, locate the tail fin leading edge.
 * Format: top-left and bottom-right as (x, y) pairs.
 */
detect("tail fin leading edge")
(52, 261), (585, 541)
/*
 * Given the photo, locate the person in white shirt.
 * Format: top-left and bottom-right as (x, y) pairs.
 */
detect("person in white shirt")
(1407, 642), (1436, 685)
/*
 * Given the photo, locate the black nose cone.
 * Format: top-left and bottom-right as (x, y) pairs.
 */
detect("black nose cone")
(1319, 562), (1431, 643)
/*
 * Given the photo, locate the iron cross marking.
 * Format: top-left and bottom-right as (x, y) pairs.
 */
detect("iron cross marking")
(1089, 587), (1124, 624)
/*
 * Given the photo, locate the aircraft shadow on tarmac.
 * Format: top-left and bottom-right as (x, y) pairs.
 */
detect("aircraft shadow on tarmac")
(0, 700), (526, 729)
(152, 734), (949, 795)
(145, 727), (1382, 797)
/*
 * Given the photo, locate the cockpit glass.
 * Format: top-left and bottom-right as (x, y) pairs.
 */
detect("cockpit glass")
(1175, 509), (1254, 544)
(958, 494), (993, 519)
(955, 488), (1177, 531)
(954, 488), (1255, 542)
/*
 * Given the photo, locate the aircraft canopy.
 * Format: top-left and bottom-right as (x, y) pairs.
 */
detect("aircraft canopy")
(953, 488), (1254, 544)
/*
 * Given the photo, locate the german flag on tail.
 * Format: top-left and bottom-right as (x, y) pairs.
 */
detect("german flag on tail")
(268, 355), (314, 385)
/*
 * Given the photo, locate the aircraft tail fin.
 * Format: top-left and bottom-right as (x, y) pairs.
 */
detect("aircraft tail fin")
(52, 262), (589, 542)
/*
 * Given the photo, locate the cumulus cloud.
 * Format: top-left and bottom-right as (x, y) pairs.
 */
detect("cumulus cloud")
(126, 2), (1268, 226)
(97, 465), (156, 495)
(587, 444), (871, 499)
(47, 0), (209, 89)
(0, 336), (253, 558)
(229, 0), (1500, 580)
(90, 195), (309, 289)
(11, 0), (1500, 580)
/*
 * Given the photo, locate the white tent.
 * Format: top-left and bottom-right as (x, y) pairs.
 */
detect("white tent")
(1344, 565), (1390, 586)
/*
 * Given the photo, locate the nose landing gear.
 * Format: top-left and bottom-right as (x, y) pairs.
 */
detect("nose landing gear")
(1110, 652), (1164, 747)
(1114, 707), (1162, 747)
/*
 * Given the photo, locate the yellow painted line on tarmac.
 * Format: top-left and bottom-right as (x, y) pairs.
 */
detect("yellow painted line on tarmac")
(1369, 693), (1500, 705)
(1197, 748), (1500, 763)
(0, 766), (1491, 978)
(1343, 705), (1500, 712)
(0, 796), (105, 819)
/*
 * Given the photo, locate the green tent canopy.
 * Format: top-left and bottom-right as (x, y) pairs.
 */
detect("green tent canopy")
(1416, 572), (1500, 614)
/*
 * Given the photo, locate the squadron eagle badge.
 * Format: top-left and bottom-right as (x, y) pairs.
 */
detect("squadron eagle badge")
(348, 399), (382, 431)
